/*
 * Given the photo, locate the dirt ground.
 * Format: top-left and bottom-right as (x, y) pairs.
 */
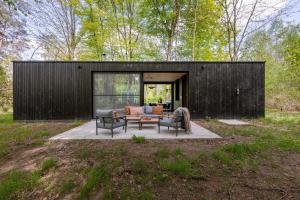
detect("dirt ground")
(0, 118), (299, 200)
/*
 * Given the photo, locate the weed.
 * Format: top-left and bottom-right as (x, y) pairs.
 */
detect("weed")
(132, 159), (148, 174)
(41, 157), (58, 173)
(59, 175), (76, 194)
(154, 147), (170, 159)
(154, 173), (169, 184)
(95, 151), (107, 160)
(212, 150), (232, 165)
(132, 135), (145, 144)
(115, 145), (127, 156)
(35, 130), (50, 138)
(174, 147), (183, 157)
(72, 120), (82, 127)
(120, 186), (132, 200)
(102, 186), (113, 200)
(159, 159), (191, 176)
(78, 147), (92, 160)
(137, 191), (153, 200)
(79, 164), (110, 199)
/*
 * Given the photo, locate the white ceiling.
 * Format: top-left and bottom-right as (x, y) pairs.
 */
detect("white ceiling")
(143, 72), (187, 82)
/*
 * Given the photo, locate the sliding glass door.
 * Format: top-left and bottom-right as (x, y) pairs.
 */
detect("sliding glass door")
(93, 73), (141, 117)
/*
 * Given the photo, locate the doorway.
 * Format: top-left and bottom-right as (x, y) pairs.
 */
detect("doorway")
(142, 72), (188, 111)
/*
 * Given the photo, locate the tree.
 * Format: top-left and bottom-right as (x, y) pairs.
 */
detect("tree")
(0, 0), (28, 110)
(29, 0), (83, 60)
(242, 20), (300, 110)
(217, 0), (289, 61)
(139, 0), (185, 61)
(180, 0), (227, 60)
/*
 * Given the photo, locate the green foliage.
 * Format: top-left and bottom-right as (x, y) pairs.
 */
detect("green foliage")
(79, 164), (110, 199)
(242, 20), (300, 110)
(132, 135), (145, 144)
(41, 157), (58, 173)
(0, 170), (39, 200)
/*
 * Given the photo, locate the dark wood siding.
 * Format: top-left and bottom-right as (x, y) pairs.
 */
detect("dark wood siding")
(13, 61), (265, 120)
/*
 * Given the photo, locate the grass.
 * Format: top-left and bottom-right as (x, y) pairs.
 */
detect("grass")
(41, 157), (58, 173)
(159, 159), (191, 176)
(0, 170), (40, 200)
(154, 147), (170, 159)
(78, 164), (110, 199)
(132, 135), (145, 144)
(0, 111), (299, 199)
(131, 159), (148, 174)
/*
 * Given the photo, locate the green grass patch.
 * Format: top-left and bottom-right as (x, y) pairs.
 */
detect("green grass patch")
(131, 159), (148, 174)
(41, 157), (58, 173)
(132, 135), (145, 144)
(159, 159), (191, 176)
(212, 150), (232, 165)
(0, 170), (40, 200)
(78, 164), (110, 199)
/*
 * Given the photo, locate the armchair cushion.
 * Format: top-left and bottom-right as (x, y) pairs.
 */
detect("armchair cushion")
(97, 120), (126, 129)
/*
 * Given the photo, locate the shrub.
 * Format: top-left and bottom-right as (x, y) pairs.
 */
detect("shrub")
(132, 135), (145, 144)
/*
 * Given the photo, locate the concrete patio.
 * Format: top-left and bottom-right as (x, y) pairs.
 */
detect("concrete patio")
(50, 121), (221, 140)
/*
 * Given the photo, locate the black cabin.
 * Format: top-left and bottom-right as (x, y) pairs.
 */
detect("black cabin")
(13, 61), (265, 120)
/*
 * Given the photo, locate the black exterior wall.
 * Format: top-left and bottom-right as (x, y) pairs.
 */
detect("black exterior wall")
(13, 61), (265, 120)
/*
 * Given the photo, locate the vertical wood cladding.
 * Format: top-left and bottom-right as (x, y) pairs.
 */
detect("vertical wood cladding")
(13, 61), (265, 120)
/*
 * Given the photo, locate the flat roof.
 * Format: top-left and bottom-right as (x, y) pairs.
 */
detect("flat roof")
(13, 60), (265, 63)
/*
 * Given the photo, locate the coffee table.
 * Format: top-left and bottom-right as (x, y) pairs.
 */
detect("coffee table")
(140, 118), (159, 130)
(125, 116), (142, 130)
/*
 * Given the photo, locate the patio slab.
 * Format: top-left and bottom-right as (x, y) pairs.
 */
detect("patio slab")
(218, 119), (250, 125)
(50, 121), (221, 140)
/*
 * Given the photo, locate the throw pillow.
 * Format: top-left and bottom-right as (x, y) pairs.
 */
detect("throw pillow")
(125, 106), (130, 115)
(129, 106), (143, 115)
(152, 106), (163, 115)
(144, 106), (153, 114)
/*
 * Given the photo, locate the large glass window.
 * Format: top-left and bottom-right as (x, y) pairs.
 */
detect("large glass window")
(93, 73), (140, 116)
